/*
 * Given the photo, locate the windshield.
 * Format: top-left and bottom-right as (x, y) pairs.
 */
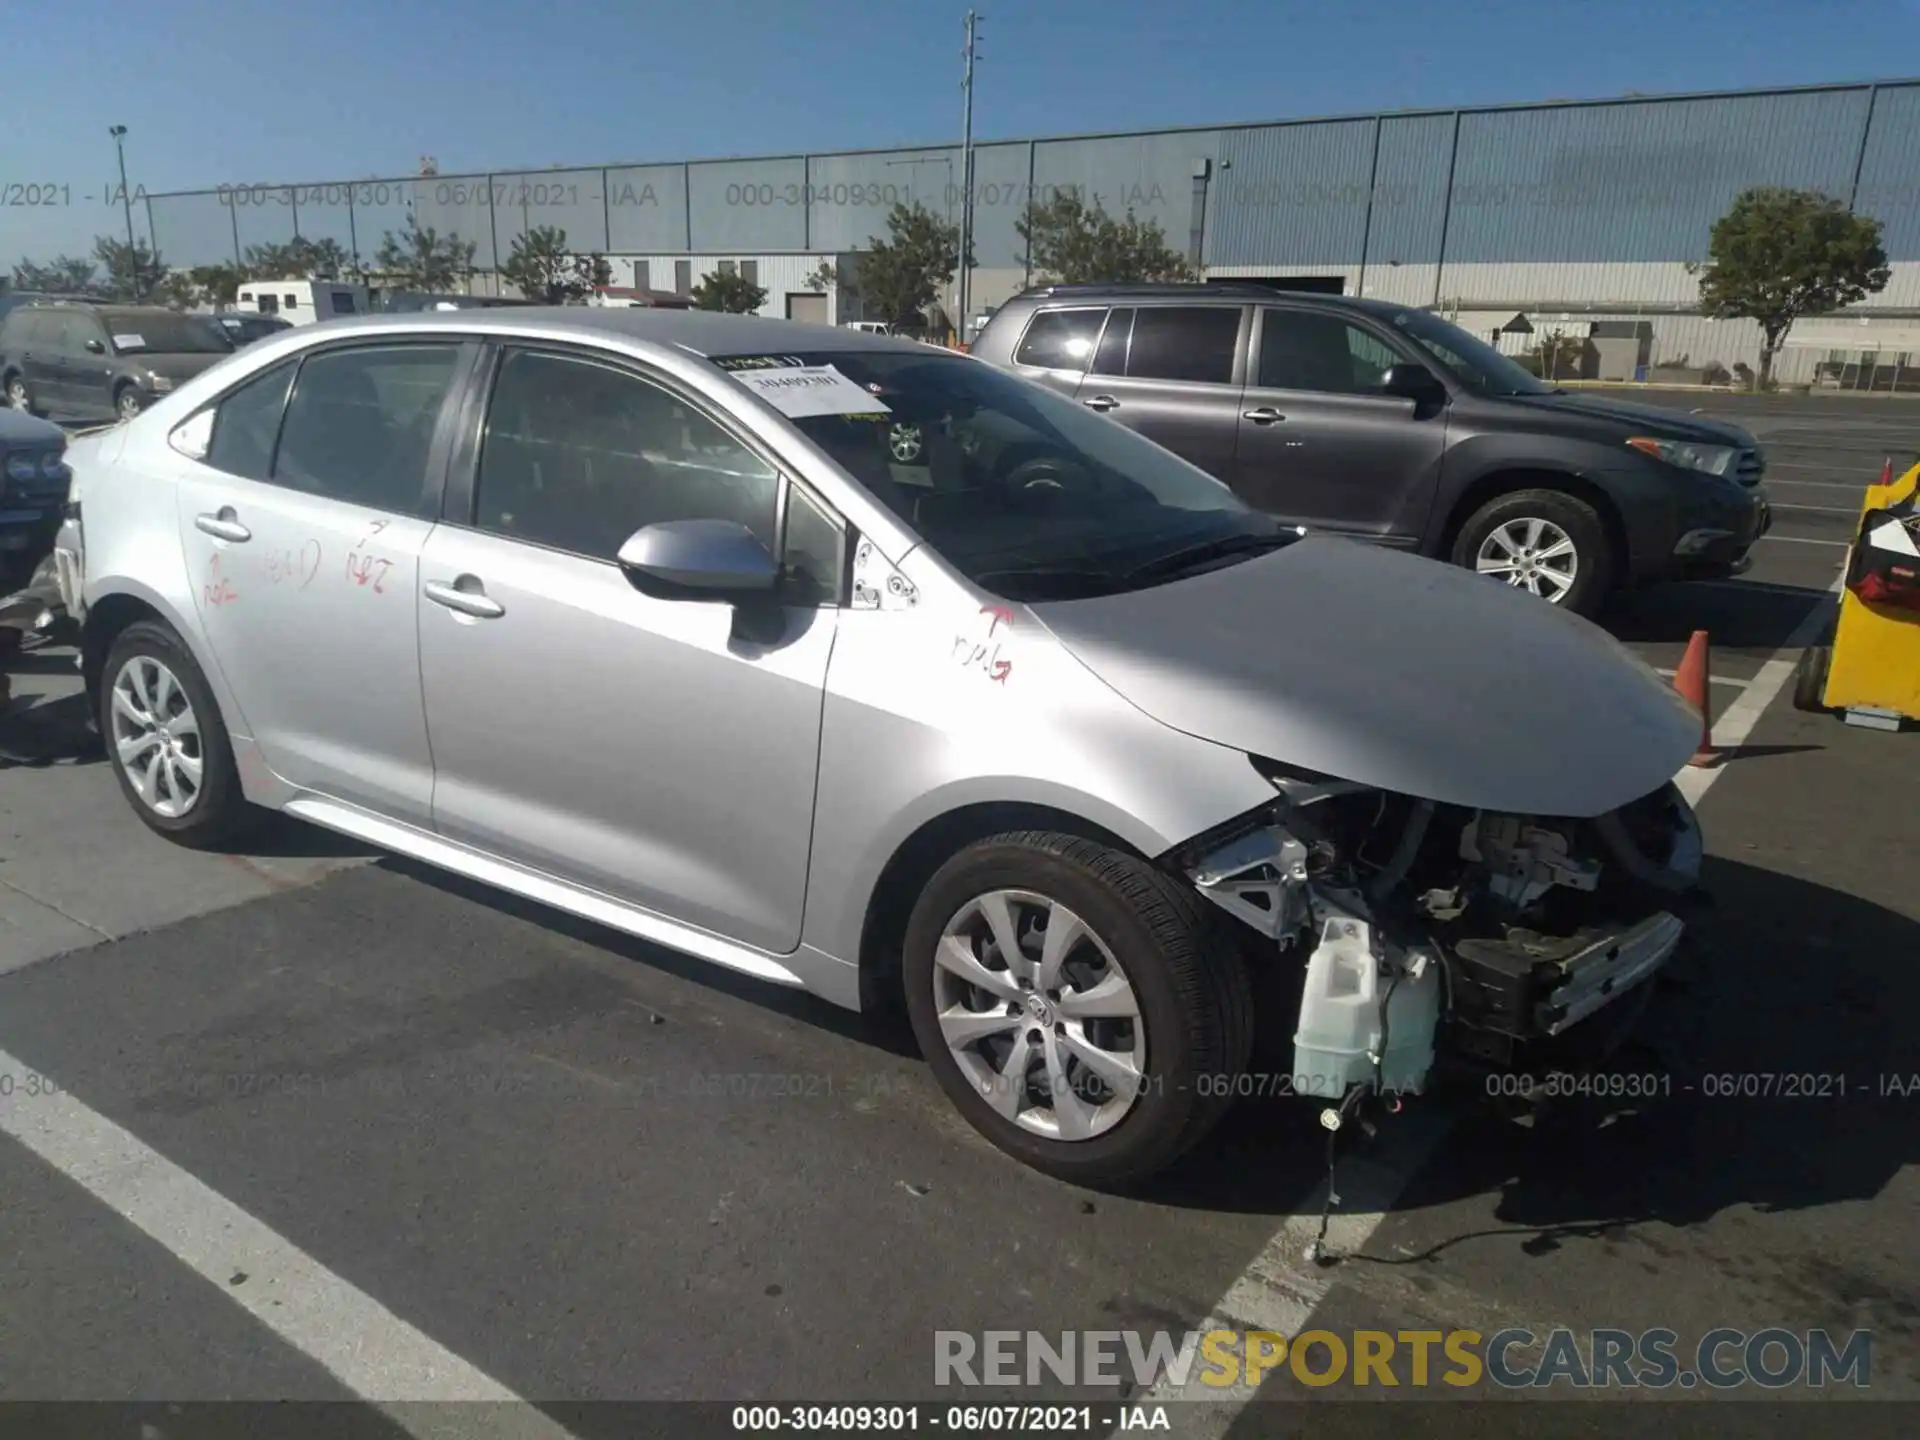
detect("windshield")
(103, 310), (234, 355)
(1387, 307), (1556, 397)
(713, 349), (1292, 600)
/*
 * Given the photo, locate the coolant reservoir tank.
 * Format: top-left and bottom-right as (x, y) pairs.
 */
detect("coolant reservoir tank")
(1291, 918), (1442, 1101)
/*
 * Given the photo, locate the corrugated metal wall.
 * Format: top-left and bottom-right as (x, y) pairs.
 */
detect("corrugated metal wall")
(136, 79), (1920, 341)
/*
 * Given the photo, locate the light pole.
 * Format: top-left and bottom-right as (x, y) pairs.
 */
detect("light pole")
(109, 125), (136, 256)
(958, 10), (980, 343)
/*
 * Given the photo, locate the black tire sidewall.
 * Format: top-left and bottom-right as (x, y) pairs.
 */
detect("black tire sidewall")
(1452, 489), (1612, 616)
(99, 620), (246, 845)
(902, 840), (1218, 1186)
(1792, 645), (1831, 713)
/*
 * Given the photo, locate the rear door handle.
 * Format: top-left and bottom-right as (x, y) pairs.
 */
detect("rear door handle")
(424, 577), (505, 619)
(194, 508), (251, 542)
(1243, 407), (1286, 424)
(1083, 394), (1120, 412)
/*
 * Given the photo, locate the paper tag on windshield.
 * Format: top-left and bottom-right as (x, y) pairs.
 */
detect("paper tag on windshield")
(112, 333), (146, 350)
(733, 364), (891, 418)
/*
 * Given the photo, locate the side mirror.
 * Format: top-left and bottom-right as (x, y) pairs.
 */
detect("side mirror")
(615, 518), (780, 600)
(1381, 363), (1444, 402)
(84, 339), (106, 355)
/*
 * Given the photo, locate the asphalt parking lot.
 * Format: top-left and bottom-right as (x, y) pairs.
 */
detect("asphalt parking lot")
(1, 389), (1916, 1439)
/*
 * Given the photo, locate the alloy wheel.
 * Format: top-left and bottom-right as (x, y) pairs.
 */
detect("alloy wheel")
(1475, 516), (1579, 602)
(932, 889), (1147, 1141)
(117, 389), (144, 421)
(889, 423), (924, 463)
(109, 655), (204, 818)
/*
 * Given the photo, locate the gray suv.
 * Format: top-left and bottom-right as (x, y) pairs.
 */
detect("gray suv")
(2, 302), (235, 424)
(972, 285), (1773, 615)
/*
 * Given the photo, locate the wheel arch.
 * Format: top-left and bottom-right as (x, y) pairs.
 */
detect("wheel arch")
(81, 583), (243, 737)
(1438, 466), (1630, 576)
(855, 799), (1144, 1021)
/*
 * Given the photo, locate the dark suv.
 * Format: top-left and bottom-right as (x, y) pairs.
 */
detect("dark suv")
(971, 284), (1772, 614)
(2, 302), (234, 425)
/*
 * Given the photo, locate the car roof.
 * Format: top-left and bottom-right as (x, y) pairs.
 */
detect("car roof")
(269, 307), (943, 358)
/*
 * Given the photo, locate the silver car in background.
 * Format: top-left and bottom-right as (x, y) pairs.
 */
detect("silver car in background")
(69, 310), (1707, 1185)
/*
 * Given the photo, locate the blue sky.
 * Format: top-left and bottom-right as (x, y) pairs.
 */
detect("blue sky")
(6, 0), (1919, 265)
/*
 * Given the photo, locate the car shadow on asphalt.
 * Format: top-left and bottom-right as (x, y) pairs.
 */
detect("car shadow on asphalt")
(378, 855), (924, 1059)
(1142, 854), (1920, 1233)
(1600, 579), (1830, 650)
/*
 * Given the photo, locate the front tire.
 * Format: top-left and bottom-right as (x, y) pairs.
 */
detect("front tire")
(1451, 488), (1613, 617)
(115, 384), (145, 423)
(100, 620), (251, 847)
(903, 831), (1253, 1188)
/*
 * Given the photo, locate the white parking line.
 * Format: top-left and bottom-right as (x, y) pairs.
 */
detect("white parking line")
(0, 1048), (580, 1440)
(1757, 534), (1849, 546)
(1652, 668), (1749, 688)
(1768, 502), (1862, 515)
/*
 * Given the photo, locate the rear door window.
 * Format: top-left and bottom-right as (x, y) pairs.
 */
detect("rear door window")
(1125, 306), (1241, 385)
(1013, 308), (1107, 370)
(206, 360), (298, 481)
(1091, 308), (1134, 376)
(271, 344), (463, 514)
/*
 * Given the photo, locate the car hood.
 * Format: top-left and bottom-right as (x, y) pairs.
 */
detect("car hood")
(132, 352), (229, 383)
(0, 407), (65, 447)
(1501, 390), (1756, 447)
(1032, 536), (1701, 818)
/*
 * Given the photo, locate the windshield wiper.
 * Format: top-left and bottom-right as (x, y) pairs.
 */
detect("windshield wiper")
(1121, 531), (1295, 585)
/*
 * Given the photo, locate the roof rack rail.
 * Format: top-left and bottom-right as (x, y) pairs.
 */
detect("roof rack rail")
(1014, 281), (1283, 299)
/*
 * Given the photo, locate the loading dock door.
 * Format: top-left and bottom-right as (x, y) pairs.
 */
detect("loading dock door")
(786, 292), (829, 325)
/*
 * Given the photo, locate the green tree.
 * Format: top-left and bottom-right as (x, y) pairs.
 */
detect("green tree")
(12, 256), (100, 294)
(189, 263), (244, 308)
(690, 267), (769, 313)
(92, 235), (169, 302)
(846, 201), (964, 330)
(498, 225), (609, 304)
(1015, 190), (1194, 284)
(243, 237), (353, 280)
(1692, 187), (1892, 387)
(373, 212), (476, 292)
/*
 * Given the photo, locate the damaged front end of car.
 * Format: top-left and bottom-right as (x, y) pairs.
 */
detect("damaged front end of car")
(1173, 760), (1707, 1106)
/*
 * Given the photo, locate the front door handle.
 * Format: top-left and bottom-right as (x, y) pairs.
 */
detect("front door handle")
(1082, 394), (1120, 412)
(425, 577), (505, 619)
(1243, 407), (1286, 424)
(194, 508), (251, 542)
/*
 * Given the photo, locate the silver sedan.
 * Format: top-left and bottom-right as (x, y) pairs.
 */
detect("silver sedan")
(68, 309), (1706, 1185)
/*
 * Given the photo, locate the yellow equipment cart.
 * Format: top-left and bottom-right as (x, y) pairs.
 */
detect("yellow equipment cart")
(1794, 460), (1920, 731)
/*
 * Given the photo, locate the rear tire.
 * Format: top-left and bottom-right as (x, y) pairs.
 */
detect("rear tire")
(902, 831), (1253, 1188)
(1451, 488), (1614, 618)
(99, 620), (252, 848)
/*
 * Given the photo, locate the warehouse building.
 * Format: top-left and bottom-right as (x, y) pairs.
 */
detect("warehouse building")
(143, 77), (1920, 385)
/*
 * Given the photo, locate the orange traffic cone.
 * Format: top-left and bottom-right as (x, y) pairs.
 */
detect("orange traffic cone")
(1674, 629), (1719, 768)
